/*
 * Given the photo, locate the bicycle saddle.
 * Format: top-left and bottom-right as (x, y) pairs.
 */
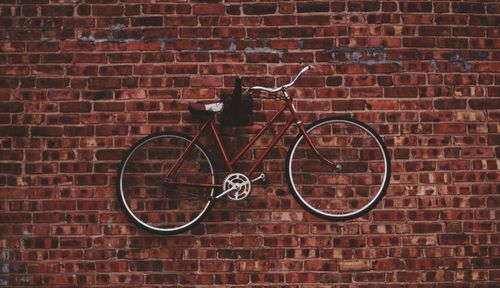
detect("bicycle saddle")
(188, 101), (224, 113)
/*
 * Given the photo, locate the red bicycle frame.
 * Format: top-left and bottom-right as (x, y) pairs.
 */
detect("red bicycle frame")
(166, 98), (334, 190)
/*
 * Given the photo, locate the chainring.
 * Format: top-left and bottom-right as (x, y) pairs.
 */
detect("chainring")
(223, 173), (252, 201)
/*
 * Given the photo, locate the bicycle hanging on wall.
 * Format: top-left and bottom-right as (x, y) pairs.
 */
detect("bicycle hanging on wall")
(116, 65), (391, 235)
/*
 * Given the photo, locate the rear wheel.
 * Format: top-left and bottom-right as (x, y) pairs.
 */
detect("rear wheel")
(117, 132), (215, 235)
(286, 117), (391, 221)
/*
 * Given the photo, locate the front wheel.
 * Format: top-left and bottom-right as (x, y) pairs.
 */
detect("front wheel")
(286, 117), (391, 221)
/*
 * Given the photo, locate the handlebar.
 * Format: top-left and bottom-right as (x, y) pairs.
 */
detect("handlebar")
(247, 65), (313, 94)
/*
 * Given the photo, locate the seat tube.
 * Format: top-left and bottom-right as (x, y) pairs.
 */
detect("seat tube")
(166, 119), (209, 177)
(209, 119), (234, 172)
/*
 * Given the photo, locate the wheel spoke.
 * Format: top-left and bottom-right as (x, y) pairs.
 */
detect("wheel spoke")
(117, 133), (215, 235)
(286, 117), (390, 221)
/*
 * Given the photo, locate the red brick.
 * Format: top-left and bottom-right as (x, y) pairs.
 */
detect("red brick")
(28, 41), (59, 52)
(0, 3), (497, 286)
(96, 125), (128, 136)
(31, 126), (63, 137)
(108, 53), (141, 63)
(344, 75), (376, 86)
(176, 52), (209, 62)
(131, 16), (163, 27)
(453, 2), (485, 14)
(384, 87), (418, 98)
(94, 68), (130, 80)
(400, 2), (432, 12)
(60, 101), (92, 113)
(297, 2), (329, 13)
(245, 52), (280, 63)
(0, 77), (19, 88)
(36, 78), (69, 88)
(92, 5), (123, 16)
(339, 260), (371, 271)
(434, 123), (467, 134)
(41, 5), (73, 16)
(434, 99), (467, 110)
(193, 4), (225, 15)
(89, 77), (121, 89)
(297, 15), (331, 25)
(403, 37), (435, 47)
(280, 27), (315, 38)
(470, 98), (500, 110)
(348, 1), (380, 12)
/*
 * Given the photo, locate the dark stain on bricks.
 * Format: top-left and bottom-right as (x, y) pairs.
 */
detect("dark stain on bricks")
(448, 53), (472, 72)
(322, 45), (402, 67)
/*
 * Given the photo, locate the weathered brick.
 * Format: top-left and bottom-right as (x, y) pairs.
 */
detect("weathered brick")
(348, 1), (380, 12)
(31, 126), (63, 137)
(403, 37), (435, 47)
(96, 125), (128, 136)
(452, 2), (485, 14)
(131, 16), (163, 27)
(339, 260), (371, 271)
(0, 3), (497, 287)
(108, 53), (141, 63)
(434, 99), (467, 110)
(243, 3), (277, 15)
(384, 87), (418, 98)
(89, 77), (121, 89)
(193, 4), (225, 15)
(298, 15), (331, 25)
(36, 78), (69, 88)
(400, 1), (433, 12)
(246, 52), (280, 63)
(41, 5), (74, 16)
(297, 2), (330, 13)
(469, 98), (500, 110)
(60, 102), (92, 113)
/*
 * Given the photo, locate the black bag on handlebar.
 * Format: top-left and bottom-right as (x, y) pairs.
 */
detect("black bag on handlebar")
(220, 78), (253, 126)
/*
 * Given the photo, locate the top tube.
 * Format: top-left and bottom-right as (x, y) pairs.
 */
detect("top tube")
(248, 65), (313, 93)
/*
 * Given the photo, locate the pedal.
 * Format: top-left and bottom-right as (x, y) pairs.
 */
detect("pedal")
(334, 164), (343, 173)
(158, 175), (175, 186)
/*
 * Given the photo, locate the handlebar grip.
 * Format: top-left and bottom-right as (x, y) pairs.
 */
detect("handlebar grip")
(282, 65), (313, 89)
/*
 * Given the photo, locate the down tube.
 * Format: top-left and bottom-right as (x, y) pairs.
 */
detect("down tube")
(231, 103), (288, 166)
(247, 117), (295, 175)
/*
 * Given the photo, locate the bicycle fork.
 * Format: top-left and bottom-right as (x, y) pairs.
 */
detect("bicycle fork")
(285, 99), (339, 171)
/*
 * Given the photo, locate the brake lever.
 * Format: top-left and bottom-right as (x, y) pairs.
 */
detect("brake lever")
(242, 87), (252, 95)
(244, 87), (283, 101)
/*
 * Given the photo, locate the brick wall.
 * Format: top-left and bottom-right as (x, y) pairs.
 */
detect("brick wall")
(0, 0), (499, 286)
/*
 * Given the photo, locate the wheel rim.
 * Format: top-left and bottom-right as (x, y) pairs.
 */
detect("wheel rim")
(118, 134), (214, 234)
(287, 118), (390, 220)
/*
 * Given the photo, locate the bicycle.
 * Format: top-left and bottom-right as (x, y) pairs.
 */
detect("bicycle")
(116, 65), (391, 235)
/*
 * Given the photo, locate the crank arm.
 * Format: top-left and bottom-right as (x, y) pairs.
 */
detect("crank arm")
(213, 185), (238, 200)
(251, 172), (266, 183)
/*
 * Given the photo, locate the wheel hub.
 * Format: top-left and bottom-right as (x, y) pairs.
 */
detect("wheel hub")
(223, 173), (252, 201)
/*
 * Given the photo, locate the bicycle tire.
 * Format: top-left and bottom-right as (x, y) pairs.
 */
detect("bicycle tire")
(116, 131), (216, 235)
(286, 117), (391, 221)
